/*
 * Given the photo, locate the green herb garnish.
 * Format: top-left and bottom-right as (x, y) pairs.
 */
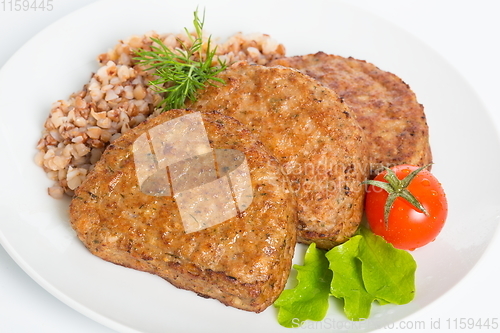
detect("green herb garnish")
(274, 226), (417, 327)
(134, 9), (227, 111)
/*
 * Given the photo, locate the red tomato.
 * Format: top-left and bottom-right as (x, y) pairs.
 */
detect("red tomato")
(364, 164), (448, 250)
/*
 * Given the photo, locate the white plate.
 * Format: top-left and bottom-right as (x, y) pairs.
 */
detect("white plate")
(1, 0), (499, 332)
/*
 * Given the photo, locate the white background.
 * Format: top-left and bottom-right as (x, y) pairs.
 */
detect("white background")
(0, 0), (499, 332)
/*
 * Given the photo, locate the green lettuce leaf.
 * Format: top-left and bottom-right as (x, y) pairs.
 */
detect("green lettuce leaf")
(326, 235), (374, 321)
(357, 226), (416, 305)
(273, 226), (417, 327)
(274, 243), (332, 327)
(326, 226), (417, 321)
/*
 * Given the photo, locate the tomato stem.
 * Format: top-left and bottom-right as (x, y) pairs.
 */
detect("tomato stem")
(363, 164), (432, 229)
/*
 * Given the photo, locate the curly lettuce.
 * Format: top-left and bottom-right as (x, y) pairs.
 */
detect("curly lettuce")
(274, 226), (417, 327)
(274, 243), (332, 328)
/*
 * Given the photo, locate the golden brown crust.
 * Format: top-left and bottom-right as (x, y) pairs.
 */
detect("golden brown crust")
(189, 62), (369, 248)
(70, 109), (297, 313)
(269, 52), (432, 177)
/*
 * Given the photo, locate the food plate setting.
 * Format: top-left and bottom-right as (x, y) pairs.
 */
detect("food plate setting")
(1, 0), (499, 332)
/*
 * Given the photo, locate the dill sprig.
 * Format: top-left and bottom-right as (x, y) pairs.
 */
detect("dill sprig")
(134, 9), (226, 111)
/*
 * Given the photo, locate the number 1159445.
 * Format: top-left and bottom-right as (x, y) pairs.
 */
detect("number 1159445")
(1, 0), (53, 11)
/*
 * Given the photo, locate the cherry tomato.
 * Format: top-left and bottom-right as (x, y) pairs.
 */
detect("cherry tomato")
(364, 164), (448, 250)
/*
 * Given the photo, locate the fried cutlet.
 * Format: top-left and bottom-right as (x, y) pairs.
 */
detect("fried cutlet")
(70, 109), (297, 313)
(188, 62), (369, 249)
(269, 52), (432, 177)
